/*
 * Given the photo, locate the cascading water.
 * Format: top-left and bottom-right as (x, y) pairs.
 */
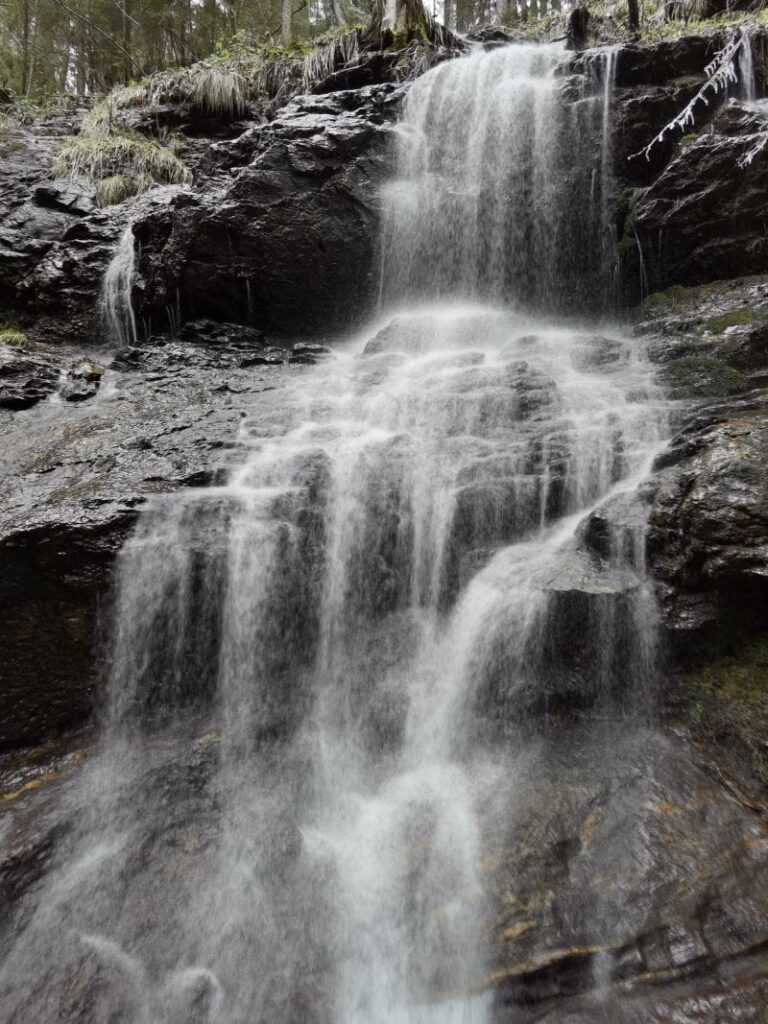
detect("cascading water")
(102, 223), (138, 346)
(381, 45), (618, 313)
(0, 44), (670, 1024)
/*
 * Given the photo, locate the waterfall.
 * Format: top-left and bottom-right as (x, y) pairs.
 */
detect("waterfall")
(381, 45), (618, 314)
(0, 44), (670, 1024)
(739, 31), (757, 102)
(102, 223), (138, 346)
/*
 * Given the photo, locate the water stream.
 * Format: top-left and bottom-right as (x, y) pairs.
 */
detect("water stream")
(0, 43), (670, 1024)
(102, 222), (138, 346)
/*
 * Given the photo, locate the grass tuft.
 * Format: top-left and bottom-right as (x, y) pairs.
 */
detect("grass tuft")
(0, 324), (31, 349)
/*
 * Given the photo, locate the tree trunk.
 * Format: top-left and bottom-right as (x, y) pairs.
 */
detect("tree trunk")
(627, 0), (639, 36)
(282, 0), (293, 45)
(566, 5), (589, 49)
(122, 0), (133, 83)
(20, 0), (30, 95)
(25, 0), (39, 95)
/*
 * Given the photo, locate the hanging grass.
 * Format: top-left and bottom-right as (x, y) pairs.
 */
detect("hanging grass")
(94, 172), (155, 207)
(302, 30), (360, 90)
(99, 30), (365, 123)
(54, 130), (192, 187)
(0, 324), (31, 349)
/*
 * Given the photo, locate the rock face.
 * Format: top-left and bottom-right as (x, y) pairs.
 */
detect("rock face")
(487, 725), (768, 1021)
(3, 31), (768, 1024)
(604, 31), (768, 302)
(133, 85), (403, 339)
(0, 334), (293, 749)
(0, 118), (128, 345)
(627, 103), (768, 301)
(630, 279), (768, 659)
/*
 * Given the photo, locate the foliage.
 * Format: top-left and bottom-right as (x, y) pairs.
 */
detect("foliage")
(662, 355), (748, 396)
(641, 284), (695, 308)
(0, 323), (30, 348)
(88, 30), (363, 122)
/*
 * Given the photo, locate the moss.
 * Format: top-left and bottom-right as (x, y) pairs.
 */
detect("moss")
(678, 131), (700, 147)
(704, 307), (755, 332)
(683, 633), (768, 783)
(662, 355), (748, 397)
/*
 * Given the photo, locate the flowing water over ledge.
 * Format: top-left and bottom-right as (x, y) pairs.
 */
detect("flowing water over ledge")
(0, 43), (681, 1024)
(0, 307), (669, 1023)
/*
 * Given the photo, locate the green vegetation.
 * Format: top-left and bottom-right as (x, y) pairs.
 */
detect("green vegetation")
(684, 632), (768, 782)
(53, 108), (191, 205)
(678, 130), (701, 146)
(0, 324), (30, 349)
(55, 129), (190, 190)
(93, 173), (154, 207)
(642, 284), (694, 309)
(0, 0), (445, 103)
(662, 355), (748, 396)
(704, 306), (756, 332)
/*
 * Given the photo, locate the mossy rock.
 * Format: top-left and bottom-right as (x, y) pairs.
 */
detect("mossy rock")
(642, 284), (693, 311)
(683, 632), (768, 783)
(704, 307), (755, 333)
(677, 131), (700, 148)
(662, 355), (748, 397)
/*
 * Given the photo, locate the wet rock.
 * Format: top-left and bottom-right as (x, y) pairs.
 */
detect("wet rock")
(578, 488), (651, 567)
(571, 334), (630, 372)
(0, 346), (60, 410)
(135, 86), (403, 338)
(624, 101), (768, 301)
(34, 180), (95, 216)
(60, 361), (103, 402)
(649, 414), (768, 648)
(177, 319), (267, 348)
(486, 726), (768, 1019)
(0, 122), (128, 345)
(0, 348), (290, 749)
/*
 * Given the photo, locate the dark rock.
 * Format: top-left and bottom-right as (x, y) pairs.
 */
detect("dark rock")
(487, 725), (768, 1018)
(33, 180), (95, 216)
(176, 318), (267, 348)
(578, 489), (651, 567)
(0, 346), (61, 410)
(623, 101), (768, 301)
(135, 86), (403, 339)
(649, 414), (768, 648)
(0, 348), (291, 750)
